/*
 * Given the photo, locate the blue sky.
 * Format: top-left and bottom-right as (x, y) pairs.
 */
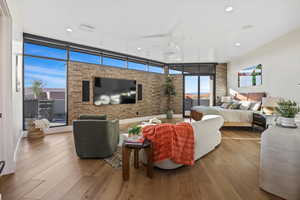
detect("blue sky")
(24, 43), (67, 88)
(24, 56), (67, 88)
(185, 76), (210, 94)
(24, 42), (209, 92)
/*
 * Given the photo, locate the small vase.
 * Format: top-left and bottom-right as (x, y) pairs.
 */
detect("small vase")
(279, 117), (296, 127)
(166, 110), (174, 119)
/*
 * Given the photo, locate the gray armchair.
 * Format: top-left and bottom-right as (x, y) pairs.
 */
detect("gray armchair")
(73, 115), (119, 158)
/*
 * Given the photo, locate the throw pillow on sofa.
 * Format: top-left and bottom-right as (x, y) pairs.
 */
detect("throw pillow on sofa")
(239, 101), (252, 110)
(220, 102), (232, 109)
(250, 101), (262, 111)
(229, 102), (241, 109)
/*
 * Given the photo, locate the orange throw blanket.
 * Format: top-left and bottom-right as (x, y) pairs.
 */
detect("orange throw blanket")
(142, 122), (195, 165)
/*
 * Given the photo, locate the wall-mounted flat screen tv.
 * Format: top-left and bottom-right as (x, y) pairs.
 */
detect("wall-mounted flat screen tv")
(94, 77), (136, 105)
(238, 64), (262, 88)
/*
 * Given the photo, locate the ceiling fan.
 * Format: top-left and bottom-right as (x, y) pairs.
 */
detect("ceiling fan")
(140, 21), (181, 39)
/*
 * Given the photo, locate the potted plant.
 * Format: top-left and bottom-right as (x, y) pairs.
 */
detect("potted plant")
(164, 76), (176, 119)
(27, 119), (50, 139)
(128, 125), (142, 140)
(32, 80), (44, 99)
(276, 100), (300, 127)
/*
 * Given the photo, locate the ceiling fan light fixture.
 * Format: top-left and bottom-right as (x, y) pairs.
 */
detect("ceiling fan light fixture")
(79, 24), (95, 32)
(235, 42), (241, 47)
(66, 28), (73, 32)
(225, 5), (234, 12)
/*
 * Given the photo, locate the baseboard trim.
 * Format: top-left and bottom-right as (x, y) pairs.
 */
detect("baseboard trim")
(13, 130), (25, 163)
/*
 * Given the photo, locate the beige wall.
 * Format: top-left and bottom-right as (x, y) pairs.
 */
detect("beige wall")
(68, 62), (183, 124)
(227, 27), (300, 105)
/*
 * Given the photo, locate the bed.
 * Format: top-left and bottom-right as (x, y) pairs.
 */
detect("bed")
(191, 92), (266, 127)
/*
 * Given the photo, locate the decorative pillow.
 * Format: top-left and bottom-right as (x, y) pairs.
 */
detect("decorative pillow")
(239, 101), (252, 110)
(220, 102), (232, 109)
(250, 101), (262, 111)
(229, 102), (241, 109)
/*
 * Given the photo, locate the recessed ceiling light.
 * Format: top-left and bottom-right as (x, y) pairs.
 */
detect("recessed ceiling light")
(242, 25), (254, 30)
(79, 24), (95, 32)
(137, 47), (141, 50)
(225, 6), (234, 12)
(66, 28), (73, 32)
(235, 42), (241, 47)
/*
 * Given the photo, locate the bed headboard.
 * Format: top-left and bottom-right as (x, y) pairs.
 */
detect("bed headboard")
(234, 92), (266, 102)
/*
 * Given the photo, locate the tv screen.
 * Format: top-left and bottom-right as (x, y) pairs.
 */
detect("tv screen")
(93, 77), (136, 105)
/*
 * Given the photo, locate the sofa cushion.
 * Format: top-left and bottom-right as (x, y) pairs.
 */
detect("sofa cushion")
(79, 114), (107, 120)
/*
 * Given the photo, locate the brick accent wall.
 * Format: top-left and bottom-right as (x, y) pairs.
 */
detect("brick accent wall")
(216, 63), (228, 102)
(170, 75), (183, 114)
(68, 62), (183, 124)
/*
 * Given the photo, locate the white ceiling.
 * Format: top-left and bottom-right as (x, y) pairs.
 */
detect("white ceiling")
(23, 0), (300, 63)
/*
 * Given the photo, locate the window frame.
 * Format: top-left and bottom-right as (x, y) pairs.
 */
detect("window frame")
(102, 56), (127, 68)
(23, 33), (219, 129)
(23, 42), (69, 130)
(69, 50), (101, 65)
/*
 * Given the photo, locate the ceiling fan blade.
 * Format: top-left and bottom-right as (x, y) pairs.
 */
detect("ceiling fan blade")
(167, 20), (181, 35)
(140, 33), (169, 39)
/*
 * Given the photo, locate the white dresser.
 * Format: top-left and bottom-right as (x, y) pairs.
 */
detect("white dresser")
(260, 125), (300, 200)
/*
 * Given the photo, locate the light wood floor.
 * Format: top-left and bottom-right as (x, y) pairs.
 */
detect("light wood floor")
(0, 128), (283, 200)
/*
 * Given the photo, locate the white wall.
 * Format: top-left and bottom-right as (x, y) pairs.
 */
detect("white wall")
(228, 27), (300, 104)
(0, 1), (14, 175)
(8, 0), (24, 163)
(0, 0), (23, 175)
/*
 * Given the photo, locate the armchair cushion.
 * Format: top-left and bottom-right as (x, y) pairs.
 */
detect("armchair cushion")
(73, 119), (119, 158)
(79, 114), (107, 120)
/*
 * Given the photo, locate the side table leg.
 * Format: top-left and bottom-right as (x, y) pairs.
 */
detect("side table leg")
(145, 146), (153, 178)
(122, 146), (131, 181)
(134, 149), (139, 169)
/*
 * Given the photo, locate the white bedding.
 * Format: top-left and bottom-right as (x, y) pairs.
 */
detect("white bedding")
(192, 106), (253, 123)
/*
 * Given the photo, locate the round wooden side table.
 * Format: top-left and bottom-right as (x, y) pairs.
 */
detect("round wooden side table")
(122, 139), (153, 181)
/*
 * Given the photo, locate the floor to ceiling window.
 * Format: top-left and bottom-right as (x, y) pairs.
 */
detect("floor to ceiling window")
(23, 42), (68, 129)
(23, 34), (166, 129)
(183, 75), (214, 116)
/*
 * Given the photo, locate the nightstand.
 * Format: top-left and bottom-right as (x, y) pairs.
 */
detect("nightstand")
(253, 112), (267, 130)
(253, 112), (277, 130)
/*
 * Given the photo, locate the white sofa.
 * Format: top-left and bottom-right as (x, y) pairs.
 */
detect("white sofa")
(141, 115), (224, 169)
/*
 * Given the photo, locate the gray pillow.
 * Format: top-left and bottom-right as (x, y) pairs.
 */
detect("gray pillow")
(79, 114), (107, 120)
(229, 102), (241, 109)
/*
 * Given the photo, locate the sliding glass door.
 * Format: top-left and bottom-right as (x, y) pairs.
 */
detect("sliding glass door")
(23, 43), (68, 129)
(184, 75), (214, 116)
